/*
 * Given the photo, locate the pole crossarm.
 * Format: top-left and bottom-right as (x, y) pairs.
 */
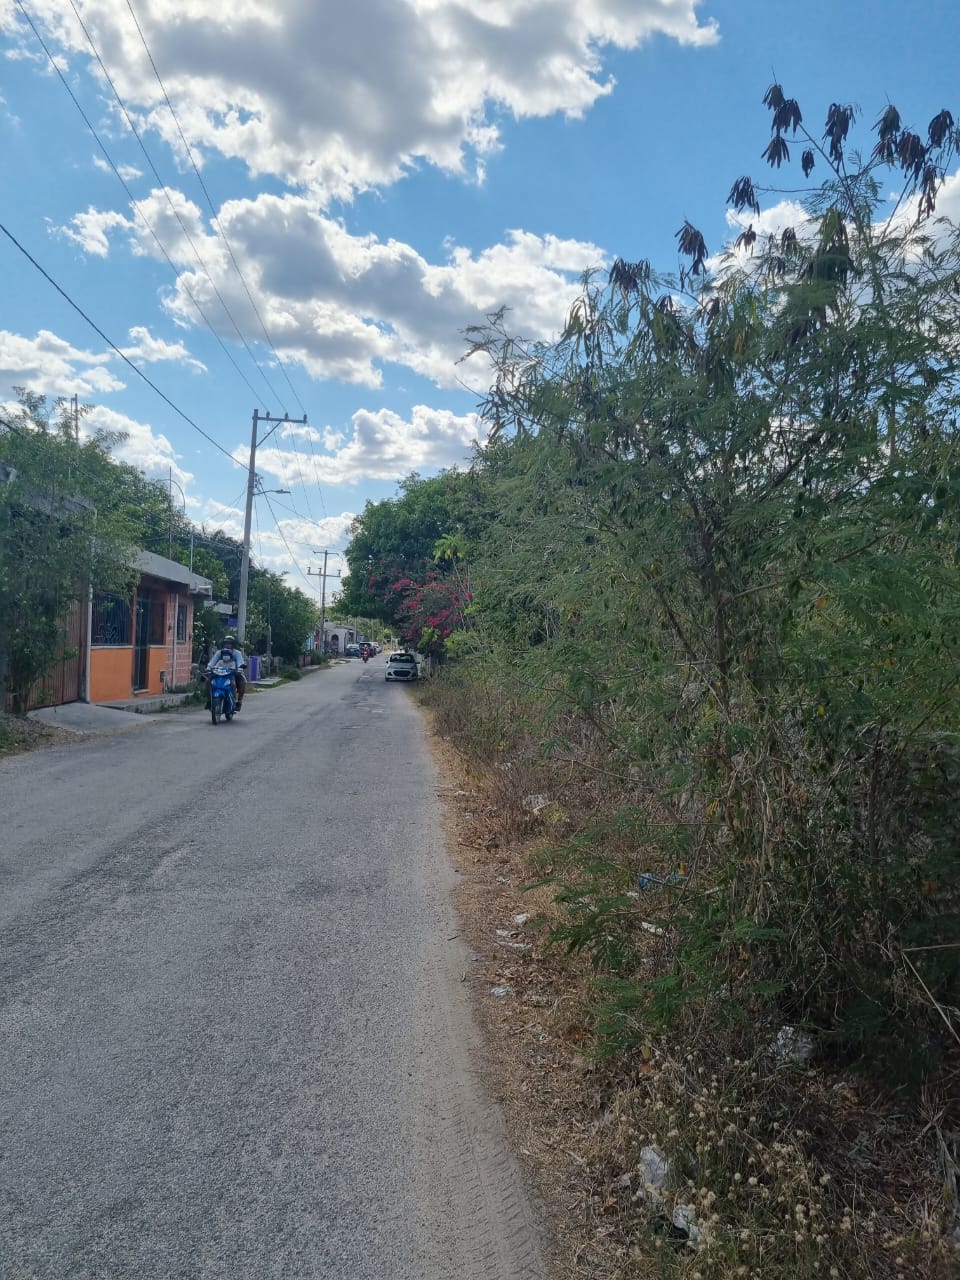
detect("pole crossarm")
(237, 408), (308, 644)
(306, 550), (343, 652)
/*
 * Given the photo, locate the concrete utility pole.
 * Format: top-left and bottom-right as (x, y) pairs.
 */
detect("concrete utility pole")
(237, 408), (305, 644)
(307, 552), (341, 652)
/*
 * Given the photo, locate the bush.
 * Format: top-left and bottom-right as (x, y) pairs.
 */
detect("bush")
(279, 664), (302, 681)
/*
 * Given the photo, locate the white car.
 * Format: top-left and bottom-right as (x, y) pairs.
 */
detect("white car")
(385, 652), (418, 682)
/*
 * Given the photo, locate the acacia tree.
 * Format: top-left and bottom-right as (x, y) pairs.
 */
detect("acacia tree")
(462, 89), (960, 1075)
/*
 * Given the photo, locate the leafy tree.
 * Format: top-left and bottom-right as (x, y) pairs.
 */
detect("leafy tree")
(456, 88), (960, 1078)
(249, 572), (317, 663)
(0, 392), (139, 706)
(341, 470), (489, 658)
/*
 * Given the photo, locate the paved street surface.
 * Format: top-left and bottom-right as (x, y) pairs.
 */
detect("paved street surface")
(0, 658), (544, 1280)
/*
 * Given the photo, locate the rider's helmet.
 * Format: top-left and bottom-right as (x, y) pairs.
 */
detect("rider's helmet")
(222, 635), (236, 650)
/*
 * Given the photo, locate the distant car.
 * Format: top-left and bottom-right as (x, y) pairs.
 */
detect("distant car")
(385, 652), (418, 682)
(344, 643), (361, 658)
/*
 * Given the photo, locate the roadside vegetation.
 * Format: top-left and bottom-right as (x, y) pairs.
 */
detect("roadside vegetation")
(347, 87), (960, 1278)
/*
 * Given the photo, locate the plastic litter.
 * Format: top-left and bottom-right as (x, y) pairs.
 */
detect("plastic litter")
(770, 1025), (817, 1062)
(637, 1146), (671, 1202)
(637, 865), (688, 892)
(672, 1202), (702, 1248)
(489, 985), (513, 998)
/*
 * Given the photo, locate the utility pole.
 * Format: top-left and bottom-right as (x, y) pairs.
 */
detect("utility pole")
(237, 408), (306, 644)
(307, 552), (341, 653)
(168, 465), (174, 559)
(319, 549), (328, 651)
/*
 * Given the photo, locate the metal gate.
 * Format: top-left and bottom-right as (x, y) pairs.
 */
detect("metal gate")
(133, 593), (151, 691)
(6, 599), (88, 712)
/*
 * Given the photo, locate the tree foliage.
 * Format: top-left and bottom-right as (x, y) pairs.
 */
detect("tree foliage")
(341, 471), (481, 653)
(445, 89), (960, 1081)
(0, 392), (140, 705)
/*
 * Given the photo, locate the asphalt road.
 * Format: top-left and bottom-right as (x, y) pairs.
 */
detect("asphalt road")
(0, 659), (544, 1280)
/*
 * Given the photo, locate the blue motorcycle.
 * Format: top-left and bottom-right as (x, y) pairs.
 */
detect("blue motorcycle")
(208, 663), (237, 724)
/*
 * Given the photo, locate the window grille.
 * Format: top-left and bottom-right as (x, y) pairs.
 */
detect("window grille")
(92, 592), (132, 646)
(176, 602), (187, 643)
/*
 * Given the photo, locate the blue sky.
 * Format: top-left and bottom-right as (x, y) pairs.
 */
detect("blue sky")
(1, 0), (958, 603)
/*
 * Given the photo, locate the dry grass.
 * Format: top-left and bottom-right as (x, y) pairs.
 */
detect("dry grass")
(422, 703), (960, 1280)
(0, 710), (80, 757)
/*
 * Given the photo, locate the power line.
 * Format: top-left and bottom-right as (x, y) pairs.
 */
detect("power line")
(55, 0), (286, 411)
(124, 0), (306, 417)
(260, 491), (314, 523)
(14, 0), (267, 409)
(121, 0), (329, 522)
(259, 491), (318, 596)
(0, 219), (236, 462)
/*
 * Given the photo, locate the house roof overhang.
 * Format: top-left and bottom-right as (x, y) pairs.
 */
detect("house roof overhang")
(133, 549), (213, 598)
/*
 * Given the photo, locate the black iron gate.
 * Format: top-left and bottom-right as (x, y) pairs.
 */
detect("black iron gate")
(133, 593), (151, 691)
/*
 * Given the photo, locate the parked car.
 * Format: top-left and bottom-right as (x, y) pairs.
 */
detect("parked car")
(385, 652), (418, 682)
(344, 643), (361, 658)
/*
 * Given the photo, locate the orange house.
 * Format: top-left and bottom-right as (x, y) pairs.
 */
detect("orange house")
(88, 551), (212, 704)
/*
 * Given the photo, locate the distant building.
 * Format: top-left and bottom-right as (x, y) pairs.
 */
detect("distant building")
(321, 623), (355, 656)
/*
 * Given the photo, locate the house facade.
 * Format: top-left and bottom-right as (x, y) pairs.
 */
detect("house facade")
(321, 623), (356, 656)
(88, 551), (212, 703)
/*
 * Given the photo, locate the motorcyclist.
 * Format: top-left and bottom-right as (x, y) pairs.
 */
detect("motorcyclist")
(206, 635), (247, 710)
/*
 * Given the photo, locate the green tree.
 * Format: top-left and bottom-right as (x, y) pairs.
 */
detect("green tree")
(0, 393), (140, 706)
(458, 88), (960, 1078)
(341, 469), (488, 656)
(249, 572), (317, 663)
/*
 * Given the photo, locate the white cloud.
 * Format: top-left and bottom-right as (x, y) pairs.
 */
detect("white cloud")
(78, 189), (604, 387)
(81, 403), (194, 490)
(92, 154), (142, 181)
(0, 323), (206, 403)
(59, 206), (132, 257)
(3, 1), (717, 199)
(248, 403), (483, 488)
(120, 325), (206, 372)
(0, 328), (124, 395)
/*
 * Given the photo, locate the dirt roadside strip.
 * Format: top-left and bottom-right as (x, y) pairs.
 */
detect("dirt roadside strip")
(424, 719), (648, 1280)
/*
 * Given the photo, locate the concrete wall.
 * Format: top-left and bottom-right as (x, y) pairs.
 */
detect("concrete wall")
(89, 648), (133, 703)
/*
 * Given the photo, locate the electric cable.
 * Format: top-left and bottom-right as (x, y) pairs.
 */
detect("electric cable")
(14, 0), (268, 410)
(259, 491), (318, 595)
(0, 220), (236, 462)
(120, 1), (330, 519)
(59, 0), (286, 411)
(124, 0), (306, 417)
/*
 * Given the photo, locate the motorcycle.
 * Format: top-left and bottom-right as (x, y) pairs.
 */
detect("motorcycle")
(207, 663), (238, 724)
(362, 649), (370, 663)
